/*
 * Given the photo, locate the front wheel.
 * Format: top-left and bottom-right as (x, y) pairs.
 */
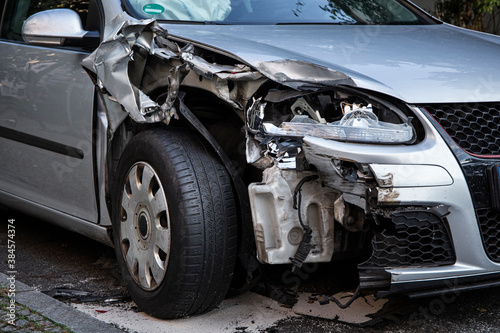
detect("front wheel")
(112, 128), (237, 319)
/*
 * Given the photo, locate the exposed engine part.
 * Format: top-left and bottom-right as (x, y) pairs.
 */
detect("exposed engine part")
(248, 166), (338, 265)
(247, 97), (266, 131)
(261, 137), (302, 169)
(334, 196), (367, 232)
(246, 96), (304, 169)
(246, 137), (273, 169)
(291, 98), (326, 123)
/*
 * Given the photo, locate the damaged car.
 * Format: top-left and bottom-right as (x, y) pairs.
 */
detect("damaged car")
(2, 0), (500, 319)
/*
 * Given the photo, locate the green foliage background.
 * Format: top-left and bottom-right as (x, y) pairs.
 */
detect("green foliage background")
(435, 0), (500, 34)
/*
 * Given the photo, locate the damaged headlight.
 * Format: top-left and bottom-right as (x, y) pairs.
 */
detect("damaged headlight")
(263, 105), (414, 144)
(250, 89), (416, 145)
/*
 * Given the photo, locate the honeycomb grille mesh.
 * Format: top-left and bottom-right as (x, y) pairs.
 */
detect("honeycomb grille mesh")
(364, 211), (455, 268)
(424, 103), (500, 156)
(477, 208), (500, 262)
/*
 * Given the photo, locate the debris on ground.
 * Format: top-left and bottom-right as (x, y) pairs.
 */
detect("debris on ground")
(293, 291), (388, 325)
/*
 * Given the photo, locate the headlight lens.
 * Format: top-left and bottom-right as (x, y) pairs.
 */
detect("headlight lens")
(263, 106), (414, 144)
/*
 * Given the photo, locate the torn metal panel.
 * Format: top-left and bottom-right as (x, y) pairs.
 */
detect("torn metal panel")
(155, 63), (190, 124)
(83, 18), (362, 134)
(302, 142), (367, 197)
(180, 44), (261, 81)
(82, 15), (160, 123)
(255, 60), (355, 90)
(98, 95), (128, 137)
(377, 188), (401, 204)
(177, 45), (263, 109)
(216, 78), (240, 109)
(83, 16), (262, 127)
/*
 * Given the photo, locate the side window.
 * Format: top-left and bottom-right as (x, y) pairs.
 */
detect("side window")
(1, 0), (89, 41)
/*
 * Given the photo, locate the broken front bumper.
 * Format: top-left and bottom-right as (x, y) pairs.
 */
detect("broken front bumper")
(249, 105), (500, 296)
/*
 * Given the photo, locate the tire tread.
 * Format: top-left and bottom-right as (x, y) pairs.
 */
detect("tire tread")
(113, 128), (237, 319)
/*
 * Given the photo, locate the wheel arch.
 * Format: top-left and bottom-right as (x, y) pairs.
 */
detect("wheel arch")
(104, 94), (248, 234)
(101, 80), (260, 288)
(105, 90), (245, 205)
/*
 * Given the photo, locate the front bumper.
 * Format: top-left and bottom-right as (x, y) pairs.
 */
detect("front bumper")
(301, 105), (500, 295)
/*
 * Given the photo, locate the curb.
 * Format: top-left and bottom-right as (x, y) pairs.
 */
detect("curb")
(0, 273), (124, 333)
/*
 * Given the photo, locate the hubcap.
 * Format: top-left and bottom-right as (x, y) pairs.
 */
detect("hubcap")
(119, 162), (171, 291)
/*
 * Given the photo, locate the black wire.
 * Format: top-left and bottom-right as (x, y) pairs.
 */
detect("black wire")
(292, 174), (362, 307)
(297, 185), (308, 230)
(328, 286), (361, 309)
(293, 175), (318, 230)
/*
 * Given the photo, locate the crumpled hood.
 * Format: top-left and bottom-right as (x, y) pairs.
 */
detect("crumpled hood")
(162, 23), (500, 103)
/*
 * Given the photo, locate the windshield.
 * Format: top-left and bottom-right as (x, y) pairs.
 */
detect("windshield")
(123, 0), (431, 25)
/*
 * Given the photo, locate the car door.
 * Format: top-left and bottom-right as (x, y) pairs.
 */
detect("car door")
(0, 0), (99, 222)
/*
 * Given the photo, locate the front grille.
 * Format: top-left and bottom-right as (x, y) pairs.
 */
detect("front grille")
(362, 211), (455, 268)
(424, 103), (500, 156)
(423, 104), (500, 264)
(477, 208), (500, 262)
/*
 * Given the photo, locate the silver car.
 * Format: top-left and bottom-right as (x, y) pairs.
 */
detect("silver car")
(1, 0), (500, 319)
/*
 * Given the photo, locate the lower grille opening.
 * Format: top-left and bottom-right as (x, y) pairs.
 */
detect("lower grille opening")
(361, 211), (456, 269)
(477, 208), (500, 262)
(359, 210), (456, 290)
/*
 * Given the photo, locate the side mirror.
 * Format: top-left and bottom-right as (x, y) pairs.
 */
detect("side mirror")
(22, 9), (99, 48)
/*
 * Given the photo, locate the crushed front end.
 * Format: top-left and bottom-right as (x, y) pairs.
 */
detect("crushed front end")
(245, 83), (500, 297)
(84, 16), (500, 298)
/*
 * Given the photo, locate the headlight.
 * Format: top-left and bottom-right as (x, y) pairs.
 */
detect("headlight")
(246, 88), (418, 169)
(260, 103), (414, 144)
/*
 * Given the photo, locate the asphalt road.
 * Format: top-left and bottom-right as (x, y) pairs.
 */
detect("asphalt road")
(2, 207), (500, 332)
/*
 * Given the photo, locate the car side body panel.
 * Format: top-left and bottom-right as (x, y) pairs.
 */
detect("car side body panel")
(0, 42), (98, 222)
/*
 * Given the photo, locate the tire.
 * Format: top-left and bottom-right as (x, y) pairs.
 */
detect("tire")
(112, 128), (237, 319)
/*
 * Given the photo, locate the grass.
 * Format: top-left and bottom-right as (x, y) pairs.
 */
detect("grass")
(0, 285), (75, 333)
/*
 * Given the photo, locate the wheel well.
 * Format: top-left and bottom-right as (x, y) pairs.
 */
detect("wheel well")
(182, 87), (247, 172)
(105, 87), (247, 214)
